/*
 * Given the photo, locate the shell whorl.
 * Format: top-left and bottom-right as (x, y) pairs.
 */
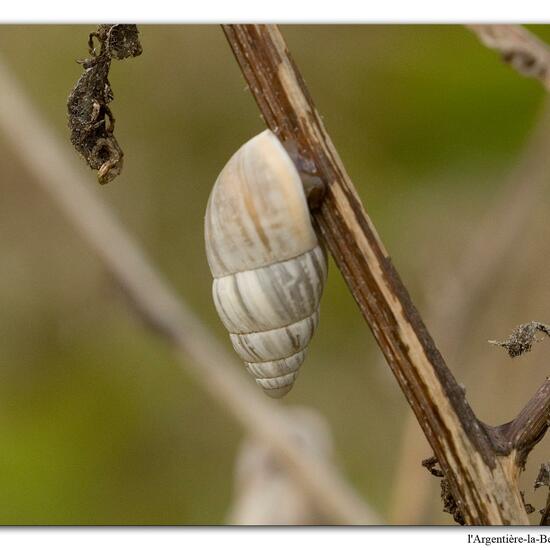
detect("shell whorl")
(205, 130), (327, 398)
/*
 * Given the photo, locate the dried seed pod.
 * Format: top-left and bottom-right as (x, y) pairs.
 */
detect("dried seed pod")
(204, 129), (327, 398)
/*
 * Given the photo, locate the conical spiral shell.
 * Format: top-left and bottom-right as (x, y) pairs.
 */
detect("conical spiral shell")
(205, 129), (327, 398)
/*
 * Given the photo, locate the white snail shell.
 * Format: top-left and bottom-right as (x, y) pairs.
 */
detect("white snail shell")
(204, 129), (327, 398)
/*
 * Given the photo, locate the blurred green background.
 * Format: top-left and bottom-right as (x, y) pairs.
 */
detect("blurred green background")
(1, 25), (550, 525)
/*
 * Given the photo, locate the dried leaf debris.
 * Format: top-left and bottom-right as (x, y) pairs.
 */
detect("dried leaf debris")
(67, 25), (142, 184)
(422, 456), (465, 525)
(521, 491), (535, 515)
(489, 321), (550, 358)
(535, 463), (550, 525)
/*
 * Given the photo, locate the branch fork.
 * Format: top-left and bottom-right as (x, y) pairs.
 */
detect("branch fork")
(223, 24), (550, 525)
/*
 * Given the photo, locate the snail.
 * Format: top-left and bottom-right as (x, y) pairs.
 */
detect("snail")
(204, 129), (327, 398)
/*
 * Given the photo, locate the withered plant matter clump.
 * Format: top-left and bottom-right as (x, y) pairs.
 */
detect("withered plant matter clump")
(67, 25), (142, 184)
(490, 322), (550, 358)
(535, 463), (550, 525)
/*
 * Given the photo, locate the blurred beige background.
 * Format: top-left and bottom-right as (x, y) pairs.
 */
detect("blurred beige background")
(0, 25), (550, 524)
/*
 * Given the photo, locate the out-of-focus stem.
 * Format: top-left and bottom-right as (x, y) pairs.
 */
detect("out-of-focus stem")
(0, 54), (379, 526)
(469, 25), (550, 91)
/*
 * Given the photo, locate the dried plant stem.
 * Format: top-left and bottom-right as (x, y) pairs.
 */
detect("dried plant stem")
(499, 378), (550, 469)
(391, 23), (550, 523)
(0, 54), (378, 526)
(223, 24), (537, 525)
(389, 100), (550, 524)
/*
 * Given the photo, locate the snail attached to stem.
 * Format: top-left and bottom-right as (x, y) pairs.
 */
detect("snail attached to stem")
(204, 129), (327, 398)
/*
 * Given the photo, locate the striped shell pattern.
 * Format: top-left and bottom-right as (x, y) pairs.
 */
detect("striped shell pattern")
(204, 130), (327, 398)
